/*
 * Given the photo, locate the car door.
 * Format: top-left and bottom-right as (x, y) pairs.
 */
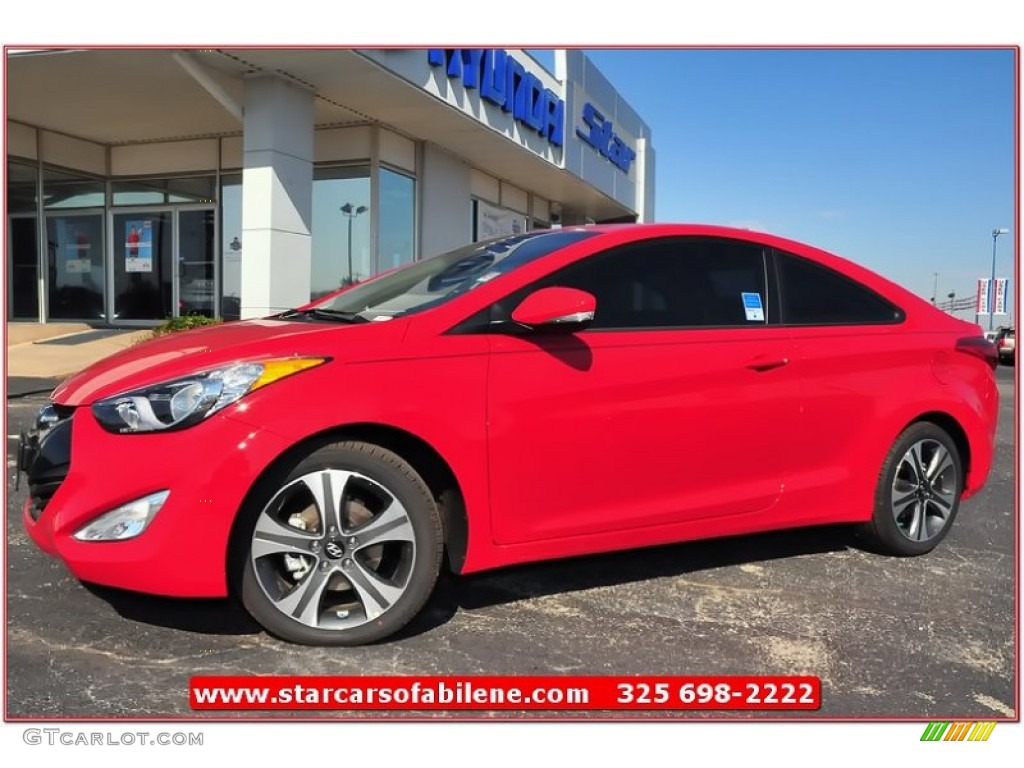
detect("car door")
(486, 237), (802, 546)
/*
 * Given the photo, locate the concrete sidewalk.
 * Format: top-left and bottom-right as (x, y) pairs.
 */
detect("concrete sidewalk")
(5, 323), (152, 394)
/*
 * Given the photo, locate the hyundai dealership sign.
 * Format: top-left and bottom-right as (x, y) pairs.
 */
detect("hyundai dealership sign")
(428, 49), (565, 147)
(362, 48), (653, 219)
(577, 102), (636, 173)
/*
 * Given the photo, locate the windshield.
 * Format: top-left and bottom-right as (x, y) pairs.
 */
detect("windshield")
(314, 230), (596, 321)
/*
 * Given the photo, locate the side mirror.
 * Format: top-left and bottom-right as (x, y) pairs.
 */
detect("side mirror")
(510, 286), (596, 332)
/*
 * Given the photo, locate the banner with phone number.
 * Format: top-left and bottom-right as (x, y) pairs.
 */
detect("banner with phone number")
(191, 675), (821, 711)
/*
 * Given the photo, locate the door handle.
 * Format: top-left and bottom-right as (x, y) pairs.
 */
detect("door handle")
(746, 356), (790, 372)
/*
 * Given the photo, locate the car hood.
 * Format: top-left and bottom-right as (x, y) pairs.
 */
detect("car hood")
(51, 318), (406, 406)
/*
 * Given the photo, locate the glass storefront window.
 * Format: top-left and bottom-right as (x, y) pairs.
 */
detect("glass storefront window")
(9, 217), (39, 319)
(43, 168), (105, 209)
(8, 161), (40, 319)
(46, 213), (105, 320)
(220, 174), (242, 320)
(8, 160), (38, 213)
(113, 176), (216, 206)
(312, 166), (371, 300)
(378, 167), (415, 273)
(22, 161), (416, 322)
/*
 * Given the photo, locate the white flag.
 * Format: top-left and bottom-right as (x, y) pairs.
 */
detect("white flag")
(977, 278), (990, 315)
(994, 278), (1008, 315)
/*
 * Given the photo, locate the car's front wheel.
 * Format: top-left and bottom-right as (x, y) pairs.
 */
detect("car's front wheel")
(861, 422), (963, 556)
(234, 441), (443, 645)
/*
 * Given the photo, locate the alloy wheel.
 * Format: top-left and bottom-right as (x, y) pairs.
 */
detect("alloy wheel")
(890, 439), (958, 543)
(250, 469), (417, 631)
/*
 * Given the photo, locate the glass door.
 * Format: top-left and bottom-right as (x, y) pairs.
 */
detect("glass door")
(112, 211), (172, 321)
(47, 212), (106, 321)
(178, 208), (217, 317)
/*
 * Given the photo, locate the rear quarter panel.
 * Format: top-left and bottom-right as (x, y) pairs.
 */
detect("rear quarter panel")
(785, 325), (996, 525)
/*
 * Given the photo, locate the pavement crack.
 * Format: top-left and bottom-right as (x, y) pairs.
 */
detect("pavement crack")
(8, 626), (248, 669)
(972, 693), (1015, 717)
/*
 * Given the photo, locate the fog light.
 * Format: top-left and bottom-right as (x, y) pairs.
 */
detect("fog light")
(73, 491), (170, 541)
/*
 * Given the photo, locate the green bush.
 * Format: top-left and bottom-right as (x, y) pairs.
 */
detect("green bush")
(153, 315), (223, 336)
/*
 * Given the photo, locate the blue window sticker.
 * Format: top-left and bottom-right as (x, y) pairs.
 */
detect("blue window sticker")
(741, 292), (765, 322)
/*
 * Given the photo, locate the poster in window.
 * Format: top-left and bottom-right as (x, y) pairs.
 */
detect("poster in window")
(125, 219), (153, 273)
(57, 220), (92, 274)
(476, 200), (528, 241)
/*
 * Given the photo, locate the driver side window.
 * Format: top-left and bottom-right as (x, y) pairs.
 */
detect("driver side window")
(494, 236), (770, 330)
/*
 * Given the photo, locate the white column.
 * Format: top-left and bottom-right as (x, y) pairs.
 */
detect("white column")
(419, 145), (471, 258)
(240, 75), (314, 318)
(634, 137), (656, 223)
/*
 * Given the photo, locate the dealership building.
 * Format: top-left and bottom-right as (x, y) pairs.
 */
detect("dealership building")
(5, 48), (655, 324)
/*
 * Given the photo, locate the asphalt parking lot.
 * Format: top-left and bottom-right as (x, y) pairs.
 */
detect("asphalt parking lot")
(5, 367), (1017, 719)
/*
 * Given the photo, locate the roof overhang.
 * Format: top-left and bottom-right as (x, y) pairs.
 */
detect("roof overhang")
(6, 48), (634, 221)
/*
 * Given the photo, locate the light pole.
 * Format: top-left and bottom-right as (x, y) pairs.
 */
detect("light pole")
(988, 227), (1009, 331)
(340, 202), (368, 286)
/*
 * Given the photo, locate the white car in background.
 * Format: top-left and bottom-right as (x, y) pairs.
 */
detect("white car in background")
(996, 328), (1015, 365)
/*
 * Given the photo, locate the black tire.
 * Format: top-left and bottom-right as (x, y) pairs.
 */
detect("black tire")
(233, 441), (443, 646)
(860, 422), (963, 556)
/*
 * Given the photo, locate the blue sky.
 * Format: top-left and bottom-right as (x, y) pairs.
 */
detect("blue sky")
(534, 48), (1017, 320)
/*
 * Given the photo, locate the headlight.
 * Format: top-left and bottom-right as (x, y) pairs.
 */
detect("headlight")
(92, 358), (327, 434)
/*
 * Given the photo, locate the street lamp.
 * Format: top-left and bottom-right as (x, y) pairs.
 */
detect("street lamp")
(340, 202), (369, 286)
(988, 227), (1010, 331)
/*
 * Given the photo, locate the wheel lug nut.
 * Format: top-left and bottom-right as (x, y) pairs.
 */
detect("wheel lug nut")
(310, 541), (321, 552)
(320, 561), (330, 571)
(348, 537), (358, 547)
(342, 558), (352, 569)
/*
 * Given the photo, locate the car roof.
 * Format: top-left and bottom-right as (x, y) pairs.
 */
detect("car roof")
(546, 223), (871, 279)
(548, 223), (843, 255)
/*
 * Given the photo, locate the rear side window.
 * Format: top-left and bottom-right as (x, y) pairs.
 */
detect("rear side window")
(776, 251), (903, 325)
(527, 237), (769, 330)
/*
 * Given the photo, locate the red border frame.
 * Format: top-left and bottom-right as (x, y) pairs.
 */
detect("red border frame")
(1, 43), (1019, 725)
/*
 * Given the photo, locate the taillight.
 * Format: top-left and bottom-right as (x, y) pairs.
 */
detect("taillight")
(955, 336), (998, 370)
(998, 337), (1008, 348)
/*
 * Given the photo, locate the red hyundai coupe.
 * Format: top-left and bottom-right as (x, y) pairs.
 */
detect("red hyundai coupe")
(19, 224), (999, 645)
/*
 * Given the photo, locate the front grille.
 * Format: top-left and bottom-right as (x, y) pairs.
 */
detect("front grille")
(22, 404), (74, 520)
(51, 403), (75, 420)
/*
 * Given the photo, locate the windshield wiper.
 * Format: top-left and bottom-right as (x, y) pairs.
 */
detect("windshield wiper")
(278, 307), (369, 323)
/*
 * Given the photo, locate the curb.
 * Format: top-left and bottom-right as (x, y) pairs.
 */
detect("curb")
(5, 377), (64, 400)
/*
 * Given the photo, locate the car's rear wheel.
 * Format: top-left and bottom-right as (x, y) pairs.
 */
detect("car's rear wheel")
(862, 422), (963, 556)
(234, 441), (443, 645)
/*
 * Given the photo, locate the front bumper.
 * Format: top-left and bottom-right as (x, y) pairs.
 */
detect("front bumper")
(21, 404), (290, 597)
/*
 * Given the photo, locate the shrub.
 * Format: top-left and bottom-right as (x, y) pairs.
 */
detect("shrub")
(153, 314), (223, 336)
